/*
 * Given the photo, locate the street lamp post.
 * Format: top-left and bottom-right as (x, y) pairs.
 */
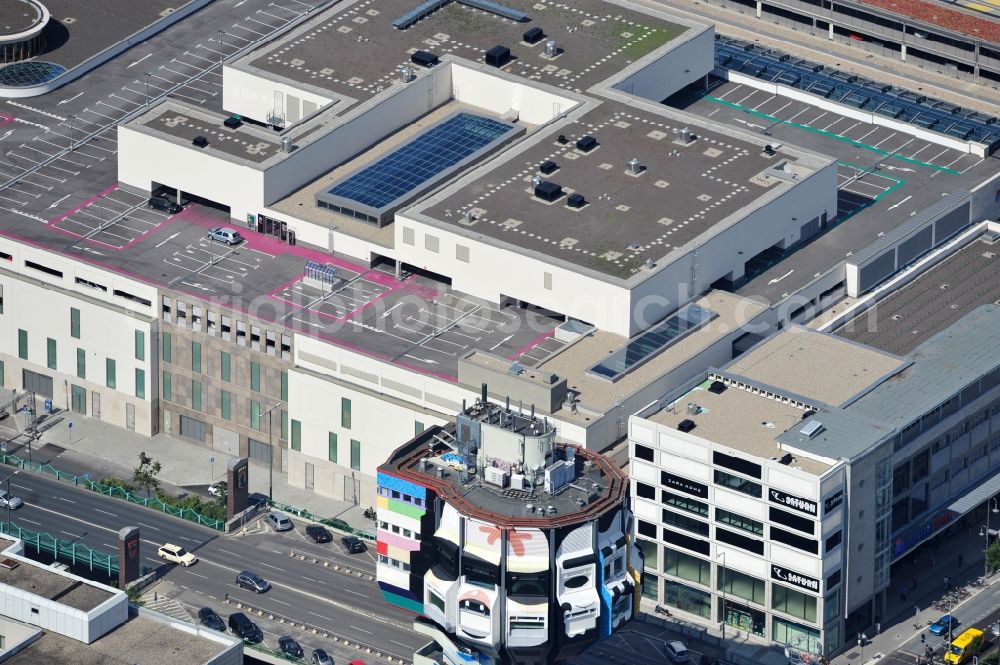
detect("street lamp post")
(218, 30), (226, 63)
(262, 402), (282, 502)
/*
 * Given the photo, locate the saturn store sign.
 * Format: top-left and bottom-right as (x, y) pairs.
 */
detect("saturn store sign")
(771, 565), (820, 594)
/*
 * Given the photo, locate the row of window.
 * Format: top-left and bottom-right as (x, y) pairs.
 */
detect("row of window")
(377, 554), (411, 572)
(377, 485), (427, 508)
(288, 422), (361, 471)
(163, 335), (291, 401)
(162, 298), (291, 358)
(17, 328), (146, 399)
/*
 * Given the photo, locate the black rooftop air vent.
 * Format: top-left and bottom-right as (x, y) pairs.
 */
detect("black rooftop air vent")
(557, 134), (568, 144)
(779, 453), (794, 465)
(223, 115), (242, 129)
(576, 135), (597, 152)
(678, 419), (696, 433)
(801, 409), (817, 420)
(567, 193), (585, 208)
(539, 160), (557, 175)
(485, 45), (512, 68)
(708, 380), (727, 394)
(192, 135), (208, 148)
(411, 50), (439, 68)
(523, 27), (545, 45)
(534, 180), (562, 202)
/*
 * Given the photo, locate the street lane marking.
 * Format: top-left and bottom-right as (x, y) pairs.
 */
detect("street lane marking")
(350, 625), (373, 635)
(95, 509), (117, 517)
(137, 521), (160, 531)
(310, 611), (333, 621)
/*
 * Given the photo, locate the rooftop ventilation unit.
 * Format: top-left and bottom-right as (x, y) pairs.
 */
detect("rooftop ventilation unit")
(708, 380), (727, 394)
(463, 210), (474, 224)
(779, 453), (793, 465)
(534, 180), (562, 202)
(627, 158), (641, 174)
(576, 135), (597, 152)
(485, 45), (512, 67)
(531, 175), (542, 188)
(765, 142), (783, 155)
(678, 127), (692, 143)
(410, 50), (439, 67)
(398, 64), (415, 82)
(678, 419), (696, 433)
(801, 409), (817, 419)
(567, 193), (585, 208)
(192, 135), (208, 148)
(557, 134), (568, 144)
(544, 39), (558, 58)
(485, 466), (510, 487)
(800, 419), (824, 438)
(523, 27), (545, 44)
(686, 402), (700, 415)
(644, 258), (654, 270)
(539, 160), (558, 175)
(281, 136), (293, 153)
(223, 115), (242, 129)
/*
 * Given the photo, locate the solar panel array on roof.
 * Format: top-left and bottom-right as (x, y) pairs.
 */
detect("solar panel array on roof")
(588, 303), (716, 380)
(325, 112), (514, 211)
(714, 36), (1000, 153)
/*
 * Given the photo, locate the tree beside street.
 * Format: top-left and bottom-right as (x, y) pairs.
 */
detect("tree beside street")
(132, 452), (162, 498)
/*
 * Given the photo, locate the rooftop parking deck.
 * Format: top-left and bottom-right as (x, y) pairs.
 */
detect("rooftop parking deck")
(243, 0), (687, 106)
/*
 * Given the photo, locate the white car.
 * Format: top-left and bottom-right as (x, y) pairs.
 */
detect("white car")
(157, 543), (198, 566)
(0, 490), (23, 509)
(208, 481), (227, 498)
(665, 640), (690, 663)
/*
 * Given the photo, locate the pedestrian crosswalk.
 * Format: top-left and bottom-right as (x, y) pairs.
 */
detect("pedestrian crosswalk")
(140, 590), (192, 623)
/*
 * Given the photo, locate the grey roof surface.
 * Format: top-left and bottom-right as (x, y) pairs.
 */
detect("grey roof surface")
(423, 103), (797, 279)
(142, 105), (283, 165)
(0, 0), (44, 35)
(30, 0), (186, 69)
(0, 564), (113, 612)
(725, 327), (905, 406)
(836, 238), (1000, 356)
(7, 613), (232, 665)
(846, 305), (1000, 429)
(243, 0), (687, 106)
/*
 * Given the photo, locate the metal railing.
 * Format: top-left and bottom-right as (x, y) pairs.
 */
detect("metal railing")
(0, 452), (226, 531)
(0, 520), (118, 575)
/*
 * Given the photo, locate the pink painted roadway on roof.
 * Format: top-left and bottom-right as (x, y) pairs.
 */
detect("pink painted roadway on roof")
(508, 327), (554, 361)
(0, 114), (13, 129)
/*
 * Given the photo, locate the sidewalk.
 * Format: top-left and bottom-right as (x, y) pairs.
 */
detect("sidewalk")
(3, 409), (372, 531)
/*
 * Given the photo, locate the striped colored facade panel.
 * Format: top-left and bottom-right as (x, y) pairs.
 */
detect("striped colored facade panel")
(377, 471), (427, 500)
(378, 529), (421, 552)
(378, 494), (426, 521)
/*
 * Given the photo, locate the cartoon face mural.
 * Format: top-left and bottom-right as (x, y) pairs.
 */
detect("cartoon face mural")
(457, 587), (496, 642)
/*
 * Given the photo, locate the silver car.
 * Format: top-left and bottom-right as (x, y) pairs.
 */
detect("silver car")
(265, 512), (294, 532)
(0, 490), (23, 509)
(207, 227), (244, 245)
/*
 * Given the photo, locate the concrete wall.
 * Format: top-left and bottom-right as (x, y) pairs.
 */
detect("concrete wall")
(613, 26), (715, 102)
(0, 240), (156, 435)
(221, 66), (335, 126)
(262, 68), (453, 208)
(117, 124), (265, 221)
(450, 63), (580, 125)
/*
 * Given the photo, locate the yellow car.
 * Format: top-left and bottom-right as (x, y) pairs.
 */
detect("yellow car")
(157, 543), (197, 566)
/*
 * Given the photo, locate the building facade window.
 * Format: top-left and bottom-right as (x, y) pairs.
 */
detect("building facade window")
(280, 370), (288, 401)
(662, 490), (708, 516)
(220, 390), (231, 420)
(46, 338), (56, 370)
(663, 547), (711, 586)
(634, 444), (655, 462)
(179, 415), (206, 441)
(135, 368), (145, 399)
(717, 567), (766, 605)
(76, 348), (85, 379)
(250, 361), (260, 392)
(191, 341), (202, 372)
(70, 308), (80, 339)
(220, 351), (230, 382)
(280, 410), (288, 440)
(248, 439), (272, 465)
(342, 397), (352, 429)
(662, 509), (709, 536)
(713, 470), (762, 497)
(350, 439), (361, 470)
(106, 358), (116, 389)
(636, 481), (656, 500)
(772, 618), (821, 656)
(163, 371), (172, 401)
(772, 584), (818, 623)
(291, 418), (301, 451)
(716, 508), (763, 536)
(135, 330), (145, 361)
(328, 432), (337, 462)
(191, 380), (202, 411)
(250, 400), (260, 430)
(162, 332), (172, 363)
(17, 329), (26, 360)
(664, 581), (711, 618)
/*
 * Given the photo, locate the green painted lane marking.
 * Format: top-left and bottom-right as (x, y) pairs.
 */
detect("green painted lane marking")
(707, 96), (961, 175)
(835, 161), (906, 223)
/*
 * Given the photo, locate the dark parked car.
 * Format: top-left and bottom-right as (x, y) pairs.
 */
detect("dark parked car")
(198, 607), (225, 632)
(342, 535), (366, 554)
(227, 612), (263, 643)
(147, 196), (182, 214)
(235, 570), (271, 594)
(312, 649), (334, 665)
(279, 635), (304, 658)
(306, 524), (333, 543)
